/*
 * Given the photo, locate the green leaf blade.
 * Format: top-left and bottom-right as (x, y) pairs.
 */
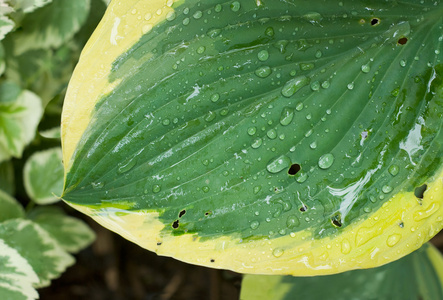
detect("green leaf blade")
(62, 0), (443, 275)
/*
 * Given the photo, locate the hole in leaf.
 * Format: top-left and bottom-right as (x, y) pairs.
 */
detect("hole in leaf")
(331, 215), (342, 228)
(288, 164), (301, 175)
(370, 18), (380, 26)
(179, 209), (186, 218)
(414, 184), (427, 199)
(299, 205), (308, 212)
(397, 37), (408, 45)
(399, 222), (404, 228)
(210, 259), (215, 263)
(172, 220), (180, 229)
(205, 211), (211, 216)
(157, 242), (162, 246)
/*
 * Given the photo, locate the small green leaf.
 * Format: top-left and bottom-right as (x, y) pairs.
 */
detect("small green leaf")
(11, 0), (90, 55)
(0, 239), (39, 300)
(0, 160), (14, 195)
(23, 148), (63, 205)
(29, 207), (95, 253)
(0, 190), (24, 222)
(0, 82), (43, 162)
(241, 243), (443, 300)
(0, 219), (74, 288)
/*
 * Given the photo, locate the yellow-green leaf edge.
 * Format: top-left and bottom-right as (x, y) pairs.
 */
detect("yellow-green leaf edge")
(61, 0), (443, 276)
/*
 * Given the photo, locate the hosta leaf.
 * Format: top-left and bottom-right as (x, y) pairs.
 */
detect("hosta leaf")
(23, 148), (63, 205)
(62, 0), (443, 275)
(0, 219), (74, 288)
(0, 239), (39, 300)
(0, 82), (43, 162)
(0, 190), (24, 222)
(11, 0), (52, 13)
(241, 243), (443, 300)
(0, 14), (14, 41)
(29, 206), (95, 253)
(11, 0), (90, 55)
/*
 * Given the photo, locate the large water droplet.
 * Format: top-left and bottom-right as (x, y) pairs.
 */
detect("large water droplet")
(117, 156), (138, 173)
(267, 129), (277, 139)
(247, 127), (257, 135)
(361, 63), (371, 73)
(230, 1), (241, 12)
(193, 10), (203, 19)
(166, 11), (176, 21)
(386, 234), (401, 247)
(341, 239), (351, 254)
(318, 153), (334, 169)
(250, 221), (260, 230)
(255, 66), (272, 78)
(382, 185), (393, 194)
(258, 50), (269, 61)
(153, 185), (161, 193)
(251, 138), (263, 149)
(279, 107), (294, 126)
(286, 215), (300, 228)
(281, 76), (310, 97)
(272, 248), (284, 257)
(388, 165), (399, 176)
(267, 155), (291, 173)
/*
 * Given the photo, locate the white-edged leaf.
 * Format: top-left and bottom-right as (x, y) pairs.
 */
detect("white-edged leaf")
(23, 147), (63, 205)
(0, 160), (14, 195)
(11, 0), (52, 13)
(0, 219), (75, 288)
(0, 82), (43, 163)
(0, 239), (39, 300)
(0, 14), (13, 41)
(12, 0), (90, 55)
(0, 190), (24, 222)
(30, 206), (95, 253)
(39, 126), (60, 139)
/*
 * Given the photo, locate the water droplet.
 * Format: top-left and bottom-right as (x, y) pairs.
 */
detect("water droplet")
(310, 81), (320, 91)
(193, 10), (203, 19)
(210, 93), (220, 102)
(315, 50), (322, 58)
(318, 153), (334, 169)
(251, 138), (263, 149)
(253, 186), (262, 194)
(91, 182), (104, 189)
(267, 155), (291, 173)
(272, 248), (284, 258)
(303, 12), (322, 24)
(306, 113), (312, 120)
(341, 239), (351, 254)
(347, 82), (354, 90)
(265, 27), (274, 37)
(382, 185), (393, 194)
(386, 234), (401, 247)
(250, 221), (260, 230)
(267, 129), (277, 139)
(144, 13), (152, 20)
(207, 28), (221, 38)
(204, 111), (216, 122)
(295, 102), (304, 111)
(153, 185), (161, 193)
(182, 18), (190, 25)
(117, 156), (138, 173)
(280, 107), (294, 126)
(300, 63), (314, 71)
(230, 1), (241, 12)
(281, 76), (310, 97)
(162, 119), (170, 126)
(400, 59), (406, 67)
(286, 215), (300, 228)
(296, 172), (308, 183)
(258, 50), (269, 61)
(321, 80), (330, 89)
(388, 165), (399, 176)
(196, 46), (206, 54)
(361, 63), (371, 73)
(214, 4), (222, 12)
(247, 127), (257, 135)
(310, 141), (317, 149)
(202, 159), (209, 166)
(255, 66), (272, 78)
(166, 11), (176, 21)
(202, 186), (210, 193)
(142, 24), (153, 34)
(304, 129), (313, 137)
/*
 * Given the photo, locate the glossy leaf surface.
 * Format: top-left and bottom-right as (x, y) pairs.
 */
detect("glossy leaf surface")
(62, 0), (443, 275)
(241, 243), (443, 300)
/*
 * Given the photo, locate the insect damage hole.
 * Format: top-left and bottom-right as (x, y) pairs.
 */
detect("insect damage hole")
(172, 220), (180, 229)
(299, 204), (308, 212)
(370, 18), (380, 26)
(179, 209), (186, 218)
(331, 214), (343, 228)
(288, 163), (301, 175)
(397, 37), (408, 45)
(414, 184), (428, 199)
